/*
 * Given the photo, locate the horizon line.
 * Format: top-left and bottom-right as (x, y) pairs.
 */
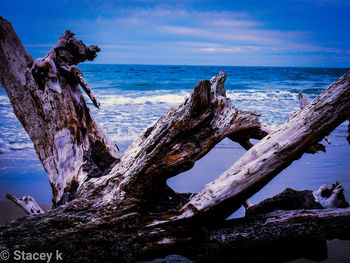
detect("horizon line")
(83, 63), (350, 69)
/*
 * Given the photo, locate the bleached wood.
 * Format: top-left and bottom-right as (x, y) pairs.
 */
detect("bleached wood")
(78, 71), (269, 206)
(298, 93), (309, 109)
(298, 93), (328, 150)
(169, 72), (350, 222)
(313, 183), (349, 208)
(0, 17), (119, 206)
(6, 193), (44, 215)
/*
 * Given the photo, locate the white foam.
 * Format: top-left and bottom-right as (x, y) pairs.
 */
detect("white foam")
(1, 87), (343, 154)
(99, 92), (190, 106)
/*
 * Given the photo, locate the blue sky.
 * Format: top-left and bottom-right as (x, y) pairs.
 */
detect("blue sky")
(2, 0), (350, 67)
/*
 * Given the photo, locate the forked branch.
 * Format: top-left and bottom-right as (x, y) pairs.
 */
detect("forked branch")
(166, 72), (350, 223)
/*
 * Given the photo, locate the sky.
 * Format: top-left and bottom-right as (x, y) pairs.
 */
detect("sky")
(1, 0), (350, 67)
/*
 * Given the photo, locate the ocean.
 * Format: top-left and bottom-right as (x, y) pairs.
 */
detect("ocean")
(0, 65), (349, 209)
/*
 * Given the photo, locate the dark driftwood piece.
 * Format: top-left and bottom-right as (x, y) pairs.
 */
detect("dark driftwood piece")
(1, 16), (350, 262)
(246, 185), (349, 217)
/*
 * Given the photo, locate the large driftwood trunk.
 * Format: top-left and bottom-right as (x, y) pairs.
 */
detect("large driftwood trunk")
(0, 18), (119, 207)
(1, 16), (350, 262)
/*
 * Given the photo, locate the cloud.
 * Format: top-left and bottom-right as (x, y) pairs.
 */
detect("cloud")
(64, 6), (350, 66)
(209, 19), (261, 28)
(81, 7), (308, 49)
(198, 46), (260, 53)
(159, 25), (306, 46)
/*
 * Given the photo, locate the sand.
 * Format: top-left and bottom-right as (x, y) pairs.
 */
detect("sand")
(0, 131), (349, 261)
(0, 200), (51, 225)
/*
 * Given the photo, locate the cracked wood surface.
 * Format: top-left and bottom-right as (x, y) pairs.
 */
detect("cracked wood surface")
(0, 17), (119, 206)
(78, 71), (270, 210)
(5, 193), (44, 215)
(169, 71), (350, 222)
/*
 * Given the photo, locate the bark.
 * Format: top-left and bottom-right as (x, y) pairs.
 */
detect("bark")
(189, 208), (350, 263)
(1, 16), (350, 262)
(245, 188), (323, 217)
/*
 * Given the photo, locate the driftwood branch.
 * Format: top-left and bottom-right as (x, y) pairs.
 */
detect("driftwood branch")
(76, 70), (270, 212)
(298, 93), (328, 150)
(164, 75), (350, 223)
(5, 193), (44, 215)
(1, 16), (350, 262)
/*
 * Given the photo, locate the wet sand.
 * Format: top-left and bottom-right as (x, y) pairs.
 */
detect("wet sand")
(0, 128), (349, 262)
(0, 200), (51, 225)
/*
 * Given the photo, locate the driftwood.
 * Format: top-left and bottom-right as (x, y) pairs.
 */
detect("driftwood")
(298, 93), (330, 148)
(246, 185), (349, 217)
(5, 193), (44, 215)
(1, 16), (350, 262)
(0, 19), (120, 207)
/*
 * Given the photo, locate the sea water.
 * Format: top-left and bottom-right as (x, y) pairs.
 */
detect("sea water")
(0, 65), (349, 206)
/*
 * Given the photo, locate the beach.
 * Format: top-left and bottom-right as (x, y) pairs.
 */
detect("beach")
(1, 65), (349, 205)
(0, 65), (350, 262)
(0, 200), (51, 225)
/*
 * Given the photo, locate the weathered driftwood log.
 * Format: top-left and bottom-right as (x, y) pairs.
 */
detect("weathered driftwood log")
(298, 93), (329, 148)
(313, 182), (349, 209)
(0, 17), (119, 207)
(76, 70), (271, 213)
(246, 184), (349, 217)
(167, 74), (350, 223)
(1, 199), (349, 262)
(1, 16), (269, 211)
(245, 188), (323, 217)
(5, 193), (44, 215)
(1, 16), (350, 262)
(188, 208), (350, 263)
